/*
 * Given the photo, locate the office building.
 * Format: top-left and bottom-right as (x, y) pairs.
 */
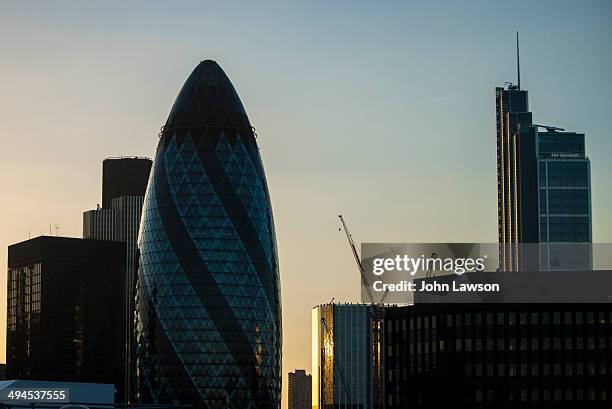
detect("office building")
(6, 236), (126, 399)
(312, 303), (383, 409)
(288, 370), (312, 409)
(84, 157), (151, 403)
(496, 47), (592, 270)
(518, 125), (592, 269)
(384, 303), (612, 407)
(134, 60), (282, 408)
(495, 81), (533, 271)
(84, 195), (146, 278)
(102, 157), (152, 209)
(495, 88), (593, 271)
(84, 157), (152, 278)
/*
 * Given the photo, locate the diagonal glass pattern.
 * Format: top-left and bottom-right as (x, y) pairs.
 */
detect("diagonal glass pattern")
(134, 60), (282, 409)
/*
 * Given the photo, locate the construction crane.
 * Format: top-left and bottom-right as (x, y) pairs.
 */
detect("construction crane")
(338, 214), (386, 409)
(338, 215), (390, 305)
(533, 124), (565, 133)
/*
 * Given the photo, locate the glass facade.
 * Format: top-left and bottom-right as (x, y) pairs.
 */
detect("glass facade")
(134, 60), (281, 408)
(535, 131), (592, 269)
(537, 133), (591, 243)
(312, 304), (383, 409)
(496, 82), (592, 270)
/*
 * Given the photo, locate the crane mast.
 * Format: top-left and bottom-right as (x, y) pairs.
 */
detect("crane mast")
(337, 214), (385, 409)
(338, 214), (375, 304)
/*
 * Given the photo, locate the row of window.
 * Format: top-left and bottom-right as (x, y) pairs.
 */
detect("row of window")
(387, 388), (612, 406)
(538, 159), (588, 187)
(475, 387), (609, 402)
(387, 361), (612, 381)
(390, 335), (611, 355)
(387, 311), (611, 331)
(388, 337), (612, 360)
(539, 188), (589, 215)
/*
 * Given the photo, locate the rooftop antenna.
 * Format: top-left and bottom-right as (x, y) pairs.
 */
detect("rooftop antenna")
(516, 31), (521, 90)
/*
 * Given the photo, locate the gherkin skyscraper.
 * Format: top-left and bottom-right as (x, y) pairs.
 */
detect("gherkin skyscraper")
(134, 60), (282, 409)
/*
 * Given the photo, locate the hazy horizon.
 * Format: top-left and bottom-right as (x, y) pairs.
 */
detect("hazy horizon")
(1, 2), (611, 408)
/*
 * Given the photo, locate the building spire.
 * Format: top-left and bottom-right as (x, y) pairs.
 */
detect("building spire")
(516, 31), (521, 90)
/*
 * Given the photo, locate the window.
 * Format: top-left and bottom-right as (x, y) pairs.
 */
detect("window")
(497, 312), (504, 325)
(545, 160), (588, 187)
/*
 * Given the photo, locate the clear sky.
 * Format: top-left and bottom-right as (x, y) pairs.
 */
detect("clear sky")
(1, 1), (611, 407)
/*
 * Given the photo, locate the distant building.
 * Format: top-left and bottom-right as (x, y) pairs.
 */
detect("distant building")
(496, 81), (592, 271)
(517, 125), (592, 269)
(83, 156), (151, 403)
(102, 157), (152, 209)
(312, 303), (384, 409)
(84, 157), (152, 278)
(384, 303), (612, 407)
(288, 370), (311, 409)
(495, 83), (533, 271)
(6, 236), (126, 400)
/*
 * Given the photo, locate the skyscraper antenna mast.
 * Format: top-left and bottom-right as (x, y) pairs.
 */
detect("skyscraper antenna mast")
(516, 31), (521, 90)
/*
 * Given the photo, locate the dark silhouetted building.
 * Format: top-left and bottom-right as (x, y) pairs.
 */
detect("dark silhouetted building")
(288, 370), (311, 409)
(134, 60), (282, 408)
(6, 236), (126, 399)
(384, 304), (612, 408)
(84, 157), (151, 403)
(84, 157), (152, 278)
(312, 303), (384, 409)
(102, 157), (152, 209)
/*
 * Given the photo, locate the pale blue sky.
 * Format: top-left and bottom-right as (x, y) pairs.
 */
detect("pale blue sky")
(1, 2), (611, 407)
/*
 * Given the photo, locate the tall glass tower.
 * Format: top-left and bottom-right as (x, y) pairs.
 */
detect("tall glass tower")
(495, 84), (532, 271)
(134, 60), (282, 408)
